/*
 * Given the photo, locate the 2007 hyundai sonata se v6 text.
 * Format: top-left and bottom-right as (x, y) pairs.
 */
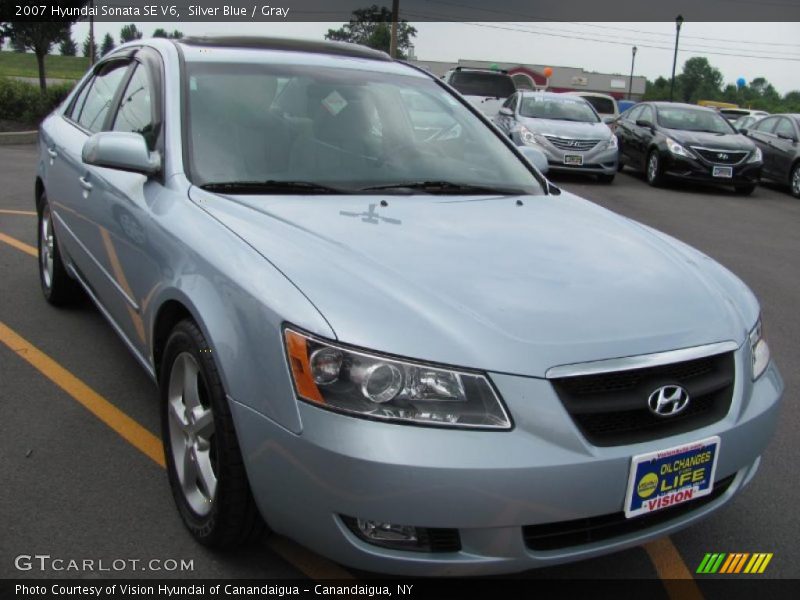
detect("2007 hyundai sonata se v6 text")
(34, 36), (783, 575)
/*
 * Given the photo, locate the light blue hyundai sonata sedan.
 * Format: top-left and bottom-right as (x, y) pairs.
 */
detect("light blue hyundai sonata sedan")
(35, 36), (782, 575)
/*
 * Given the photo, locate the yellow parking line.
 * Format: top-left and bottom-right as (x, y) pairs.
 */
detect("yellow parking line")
(0, 208), (36, 216)
(0, 320), (165, 467)
(0, 232), (37, 257)
(0, 317), (352, 580)
(645, 538), (704, 600)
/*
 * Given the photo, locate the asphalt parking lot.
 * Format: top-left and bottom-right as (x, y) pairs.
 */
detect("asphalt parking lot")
(1, 144), (797, 587)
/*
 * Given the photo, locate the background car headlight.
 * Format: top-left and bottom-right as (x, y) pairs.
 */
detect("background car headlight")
(748, 146), (763, 163)
(511, 124), (541, 146)
(665, 137), (694, 159)
(284, 328), (511, 429)
(750, 318), (770, 380)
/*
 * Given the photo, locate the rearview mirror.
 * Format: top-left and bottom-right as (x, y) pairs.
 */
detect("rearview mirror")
(82, 132), (161, 175)
(499, 107), (513, 117)
(518, 146), (549, 175)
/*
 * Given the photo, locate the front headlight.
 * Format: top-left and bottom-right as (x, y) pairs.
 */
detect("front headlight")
(749, 318), (770, 380)
(284, 328), (512, 429)
(665, 137), (695, 159)
(606, 135), (618, 149)
(511, 124), (541, 146)
(748, 146), (763, 163)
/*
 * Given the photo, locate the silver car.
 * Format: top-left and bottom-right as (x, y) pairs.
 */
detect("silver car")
(35, 36), (782, 575)
(496, 90), (619, 182)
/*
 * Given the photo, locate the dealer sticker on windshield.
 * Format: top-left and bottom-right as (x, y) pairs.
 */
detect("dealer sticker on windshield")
(624, 436), (720, 519)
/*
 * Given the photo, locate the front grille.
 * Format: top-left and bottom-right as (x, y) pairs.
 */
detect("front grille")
(544, 136), (601, 151)
(523, 475), (735, 551)
(691, 147), (749, 165)
(551, 352), (735, 446)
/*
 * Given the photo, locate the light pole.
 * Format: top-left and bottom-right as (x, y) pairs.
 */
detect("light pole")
(628, 46), (637, 100)
(669, 15), (684, 102)
(389, 0), (399, 58)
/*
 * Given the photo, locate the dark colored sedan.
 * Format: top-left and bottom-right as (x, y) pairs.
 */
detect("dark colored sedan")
(743, 114), (800, 198)
(615, 102), (762, 194)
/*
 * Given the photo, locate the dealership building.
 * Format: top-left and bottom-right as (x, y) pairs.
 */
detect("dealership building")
(409, 56), (647, 100)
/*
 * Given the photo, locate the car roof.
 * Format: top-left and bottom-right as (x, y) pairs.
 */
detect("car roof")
(566, 91), (616, 100)
(178, 36), (391, 62)
(518, 90), (586, 101)
(648, 101), (716, 112)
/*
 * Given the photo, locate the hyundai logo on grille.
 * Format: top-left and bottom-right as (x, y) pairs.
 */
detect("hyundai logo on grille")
(717, 153), (729, 160)
(648, 385), (690, 417)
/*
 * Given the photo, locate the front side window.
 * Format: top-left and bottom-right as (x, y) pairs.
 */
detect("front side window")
(75, 62), (129, 133)
(113, 64), (156, 149)
(519, 95), (599, 123)
(185, 62), (544, 195)
(775, 118), (796, 139)
(656, 106), (735, 134)
(752, 117), (778, 133)
(625, 105), (644, 122)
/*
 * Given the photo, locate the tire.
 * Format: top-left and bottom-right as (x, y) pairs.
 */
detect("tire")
(597, 173), (616, 184)
(160, 319), (266, 548)
(791, 163), (800, 199)
(646, 150), (664, 187)
(37, 192), (80, 306)
(734, 184), (756, 196)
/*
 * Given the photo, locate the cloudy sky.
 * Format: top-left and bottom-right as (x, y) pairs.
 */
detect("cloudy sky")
(68, 21), (800, 94)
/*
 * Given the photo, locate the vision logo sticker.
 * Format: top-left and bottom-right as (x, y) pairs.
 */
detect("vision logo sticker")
(696, 552), (773, 574)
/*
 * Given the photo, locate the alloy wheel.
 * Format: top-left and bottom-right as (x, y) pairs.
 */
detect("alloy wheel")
(39, 205), (54, 290)
(648, 153), (659, 183)
(167, 352), (217, 516)
(792, 166), (800, 197)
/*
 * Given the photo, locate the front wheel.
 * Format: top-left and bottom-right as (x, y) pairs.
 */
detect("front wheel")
(791, 163), (800, 198)
(161, 319), (266, 547)
(646, 150), (664, 187)
(38, 192), (80, 306)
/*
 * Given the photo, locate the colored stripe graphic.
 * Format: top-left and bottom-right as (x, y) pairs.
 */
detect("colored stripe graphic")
(698, 552), (773, 574)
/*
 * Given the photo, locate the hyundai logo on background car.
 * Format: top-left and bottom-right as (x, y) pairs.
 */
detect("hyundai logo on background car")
(648, 385), (691, 417)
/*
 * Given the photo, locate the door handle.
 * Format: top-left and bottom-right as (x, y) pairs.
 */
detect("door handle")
(47, 147), (58, 159)
(79, 175), (93, 191)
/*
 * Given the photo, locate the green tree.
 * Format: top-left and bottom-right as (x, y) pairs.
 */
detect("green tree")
(100, 33), (115, 56)
(1, 5), (88, 92)
(325, 4), (417, 58)
(152, 28), (183, 39)
(119, 24), (142, 43)
(59, 33), (77, 57)
(677, 57), (723, 104)
(82, 33), (96, 60)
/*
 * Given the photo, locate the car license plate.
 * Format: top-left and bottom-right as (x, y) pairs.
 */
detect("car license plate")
(564, 154), (583, 166)
(712, 166), (733, 178)
(624, 436), (720, 519)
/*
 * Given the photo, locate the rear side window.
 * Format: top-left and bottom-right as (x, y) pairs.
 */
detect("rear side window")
(75, 63), (129, 133)
(449, 72), (516, 98)
(113, 64), (155, 149)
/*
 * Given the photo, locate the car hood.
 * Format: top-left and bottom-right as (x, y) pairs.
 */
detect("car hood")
(190, 187), (754, 377)
(518, 117), (612, 140)
(662, 128), (755, 150)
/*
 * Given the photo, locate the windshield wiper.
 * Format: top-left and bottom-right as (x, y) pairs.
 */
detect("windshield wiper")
(199, 180), (351, 194)
(359, 180), (526, 195)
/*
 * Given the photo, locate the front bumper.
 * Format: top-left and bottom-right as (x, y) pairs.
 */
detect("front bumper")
(662, 152), (762, 186)
(512, 135), (618, 176)
(231, 356), (783, 576)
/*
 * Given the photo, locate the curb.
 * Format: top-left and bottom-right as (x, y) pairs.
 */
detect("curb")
(0, 131), (38, 145)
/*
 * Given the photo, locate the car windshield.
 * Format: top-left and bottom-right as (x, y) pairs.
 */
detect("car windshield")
(657, 107), (736, 134)
(519, 96), (600, 123)
(448, 71), (516, 98)
(185, 61), (543, 195)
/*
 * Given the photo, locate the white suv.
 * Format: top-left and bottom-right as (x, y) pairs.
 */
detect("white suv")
(443, 67), (516, 118)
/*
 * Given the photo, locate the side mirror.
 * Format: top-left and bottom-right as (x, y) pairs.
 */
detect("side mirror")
(499, 106), (513, 117)
(82, 132), (161, 175)
(603, 116), (616, 125)
(738, 127), (749, 135)
(518, 145), (549, 175)
(636, 119), (654, 130)
(778, 132), (798, 143)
